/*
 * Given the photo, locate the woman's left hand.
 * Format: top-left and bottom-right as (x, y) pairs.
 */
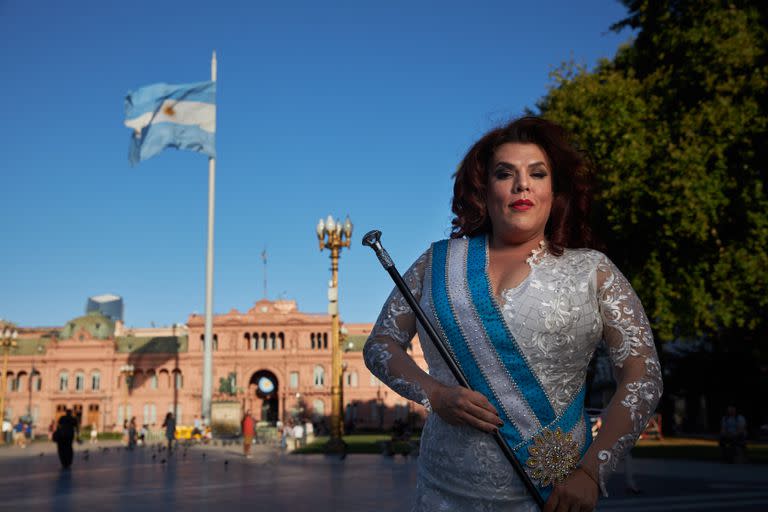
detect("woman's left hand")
(542, 468), (598, 512)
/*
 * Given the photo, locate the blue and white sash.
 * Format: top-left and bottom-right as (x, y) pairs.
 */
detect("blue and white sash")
(428, 235), (591, 502)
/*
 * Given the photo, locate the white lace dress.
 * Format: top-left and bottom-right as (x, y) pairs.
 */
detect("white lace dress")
(363, 240), (662, 511)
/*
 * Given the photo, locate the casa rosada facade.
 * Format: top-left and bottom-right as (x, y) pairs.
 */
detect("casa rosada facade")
(1, 299), (428, 432)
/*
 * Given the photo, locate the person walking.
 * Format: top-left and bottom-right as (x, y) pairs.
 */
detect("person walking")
(1, 417), (11, 445)
(127, 417), (138, 450)
(89, 423), (98, 444)
(242, 410), (255, 458)
(162, 412), (176, 453)
(54, 409), (78, 469)
(13, 419), (25, 448)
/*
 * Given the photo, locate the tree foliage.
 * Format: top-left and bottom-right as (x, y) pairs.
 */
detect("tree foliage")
(538, 0), (768, 345)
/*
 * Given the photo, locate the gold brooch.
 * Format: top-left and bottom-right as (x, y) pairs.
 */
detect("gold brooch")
(526, 427), (579, 488)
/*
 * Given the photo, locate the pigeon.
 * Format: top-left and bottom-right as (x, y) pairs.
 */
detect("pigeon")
(224, 460), (229, 470)
(39, 452), (44, 457)
(152, 454), (156, 461)
(160, 458), (166, 464)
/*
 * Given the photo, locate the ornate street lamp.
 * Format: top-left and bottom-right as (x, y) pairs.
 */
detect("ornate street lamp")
(0, 326), (18, 444)
(315, 214), (352, 452)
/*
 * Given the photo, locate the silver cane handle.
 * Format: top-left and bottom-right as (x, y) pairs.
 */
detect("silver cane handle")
(362, 230), (394, 269)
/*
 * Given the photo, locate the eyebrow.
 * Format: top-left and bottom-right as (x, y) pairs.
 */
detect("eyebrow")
(493, 161), (549, 170)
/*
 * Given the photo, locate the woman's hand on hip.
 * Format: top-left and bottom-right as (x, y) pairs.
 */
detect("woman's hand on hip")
(543, 467), (599, 512)
(427, 384), (503, 433)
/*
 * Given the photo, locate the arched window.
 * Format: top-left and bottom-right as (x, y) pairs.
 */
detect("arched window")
(91, 371), (101, 391)
(75, 372), (85, 392)
(244, 332), (251, 350)
(279, 332), (285, 349)
(143, 403), (157, 425)
(59, 371), (69, 392)
(5, 373), (14, 392)
(15, 372), (27, 393)
(173, 370), (183, 389)
(270, 332), (276, 350)
(346, 371), (358, 388)
(313, 366), (325, 387)
(147, 370), (158, 390)
(31, 372), (41, 392)
(312, 399), (325, 418)
(117, 405), (133, 425)
(260, 333), (267, 351)
(323, 333), (328, 349)
(213, 334), (218, 351)
(159, 369), (170, 389)
(311, 333), (316, 350)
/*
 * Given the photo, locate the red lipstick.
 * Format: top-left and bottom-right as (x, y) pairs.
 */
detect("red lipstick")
(511, 199), (533, 211)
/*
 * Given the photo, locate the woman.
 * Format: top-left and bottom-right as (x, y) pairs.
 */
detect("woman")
(162, 412), (176, 453)
(364, 117), (662, 511)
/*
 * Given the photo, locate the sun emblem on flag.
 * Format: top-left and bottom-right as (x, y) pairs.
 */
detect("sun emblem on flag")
(163, 104), (176, 116)
(526, 427), (579, 488)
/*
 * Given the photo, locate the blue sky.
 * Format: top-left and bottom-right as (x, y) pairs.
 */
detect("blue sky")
(0, 1), (633, 327)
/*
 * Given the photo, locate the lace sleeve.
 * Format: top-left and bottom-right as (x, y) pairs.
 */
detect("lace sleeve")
(364, 248), (435, 411)
(580, 255), (663, 496)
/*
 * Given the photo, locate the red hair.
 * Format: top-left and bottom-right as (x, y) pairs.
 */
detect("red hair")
(450, 117), (595, 255)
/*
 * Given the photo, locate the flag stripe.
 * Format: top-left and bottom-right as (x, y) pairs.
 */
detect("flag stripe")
(125, 100), (216, 134)
(125, 81), (215, 118)
(128, 122), (215, 165)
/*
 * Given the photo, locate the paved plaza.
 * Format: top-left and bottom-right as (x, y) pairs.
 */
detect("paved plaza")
(0, 442), (766, 511)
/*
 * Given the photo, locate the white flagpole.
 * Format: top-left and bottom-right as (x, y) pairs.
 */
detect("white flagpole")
(202, 50), (217, 424)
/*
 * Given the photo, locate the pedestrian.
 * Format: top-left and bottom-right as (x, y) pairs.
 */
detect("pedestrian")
(24, 421), (32, 444)
(364, 117), (663, 510)
(1, 417), (11, 445)
(242, 410), (255, 458)
(127, 417), (138, 450)
(13, 419), (25, 448)
(162, 412), (176, 453)
(292, 423), (304, 450)
(720, 405), (747, 463)
(53, 409), (79, 469)
(89, 423), (98, 444)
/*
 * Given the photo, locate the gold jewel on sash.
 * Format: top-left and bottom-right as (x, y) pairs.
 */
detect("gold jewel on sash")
(526, 427), (579, 488)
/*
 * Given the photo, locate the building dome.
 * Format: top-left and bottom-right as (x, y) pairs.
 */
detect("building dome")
(60, 311), (115, 340)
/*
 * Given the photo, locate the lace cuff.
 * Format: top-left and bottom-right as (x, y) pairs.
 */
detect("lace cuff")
(583, 255), (663, 496)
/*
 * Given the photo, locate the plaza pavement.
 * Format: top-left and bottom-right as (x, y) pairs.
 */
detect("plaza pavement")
(0, 441), (766, 511)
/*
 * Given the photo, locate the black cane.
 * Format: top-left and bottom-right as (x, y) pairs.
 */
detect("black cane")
(362, 229), (545, 509)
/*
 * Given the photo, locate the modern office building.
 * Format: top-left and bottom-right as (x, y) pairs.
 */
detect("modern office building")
(85, 294), (124, 322)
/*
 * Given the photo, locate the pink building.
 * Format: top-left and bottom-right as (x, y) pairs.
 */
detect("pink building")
(1, 299), (427, 433)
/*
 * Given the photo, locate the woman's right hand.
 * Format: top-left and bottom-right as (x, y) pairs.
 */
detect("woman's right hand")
(428, 383), (503, 433)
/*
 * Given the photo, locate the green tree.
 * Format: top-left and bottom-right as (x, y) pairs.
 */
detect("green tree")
(539, 0), (768, 345)
(538, 1), (768, 431)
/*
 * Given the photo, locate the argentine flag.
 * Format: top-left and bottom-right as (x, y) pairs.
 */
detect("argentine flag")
(124, 81), (216, 165)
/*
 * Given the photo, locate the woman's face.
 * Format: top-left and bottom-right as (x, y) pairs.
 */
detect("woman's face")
(486, 143), (553, 244)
